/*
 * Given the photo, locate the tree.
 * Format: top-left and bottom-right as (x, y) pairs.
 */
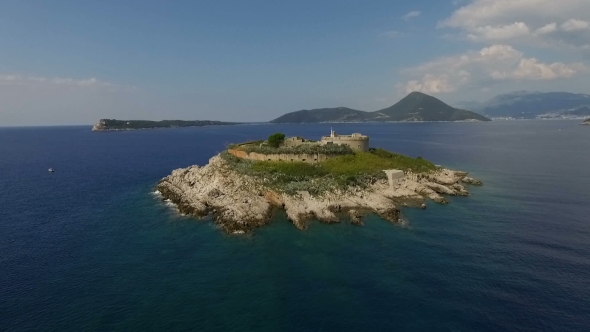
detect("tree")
(267, 132), (286, 148)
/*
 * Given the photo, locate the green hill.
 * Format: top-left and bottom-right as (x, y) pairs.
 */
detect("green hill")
(270, 107), (383, 123)
(270, 92), (490, 123)
(374, 92), (490, 122)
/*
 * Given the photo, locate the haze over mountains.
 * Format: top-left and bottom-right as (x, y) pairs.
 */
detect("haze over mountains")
(271, 92), (490, 123)
(456, 91), (590, 119)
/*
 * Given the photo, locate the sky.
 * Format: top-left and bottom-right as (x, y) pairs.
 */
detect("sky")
(1, 0), (590, 125)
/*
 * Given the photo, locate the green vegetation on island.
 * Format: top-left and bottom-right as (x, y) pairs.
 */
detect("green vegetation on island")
(92, 119), (239, 131)
(267, 132), (286, 148)
(222, 132), (435, 195)
(270, 92), (490, 123)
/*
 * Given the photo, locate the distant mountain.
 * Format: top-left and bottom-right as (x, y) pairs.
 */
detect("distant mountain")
(480, 91), (590, 119)
(375, 92), (490, 122)
(453, 100), (483, 111)
(270, 92), (490, 123)
(270, 107), (382, 123)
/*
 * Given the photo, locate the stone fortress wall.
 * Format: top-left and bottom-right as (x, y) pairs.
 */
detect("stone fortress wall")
(319, 130), (369, 152)
(227, 131), (370, 164)
(228, 149), (332, 164)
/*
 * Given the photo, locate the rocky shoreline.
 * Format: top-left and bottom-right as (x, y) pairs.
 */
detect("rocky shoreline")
(156, 154), (482, 233)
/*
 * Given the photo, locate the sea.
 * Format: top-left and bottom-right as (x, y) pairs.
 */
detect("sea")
(1, 121), (589, 332)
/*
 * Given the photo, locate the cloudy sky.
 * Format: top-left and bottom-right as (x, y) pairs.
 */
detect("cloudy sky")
(1, 0), (589, 125)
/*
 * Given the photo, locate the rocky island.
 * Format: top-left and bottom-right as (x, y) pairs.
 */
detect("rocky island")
(92, 119), (239, 131)
(156, 131), (483, 233)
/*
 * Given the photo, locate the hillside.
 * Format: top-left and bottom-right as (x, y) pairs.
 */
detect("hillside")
(270, 92), (490, 123)
(270, 107), (383, 123)
(375, 92), (490, 122)
(479, 91), (590, 119)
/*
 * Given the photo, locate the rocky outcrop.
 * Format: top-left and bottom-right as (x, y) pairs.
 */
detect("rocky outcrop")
(92, 120), (107, 131)
(156, 154), (483, 233)
(462, 176), (483, 186)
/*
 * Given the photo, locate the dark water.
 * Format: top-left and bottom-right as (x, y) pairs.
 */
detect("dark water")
(1, 121), (589, 331)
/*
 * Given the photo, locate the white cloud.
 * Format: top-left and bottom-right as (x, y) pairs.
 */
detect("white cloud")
(439, 0), (590, 50)
(535, 23), (557, 35)
(400, 44), (586, 94)
(491, 58), (581, 80)
(402, 11), (421, 21)
(0, 74), (122, 88)
(561, 19), (590, 32)
(404, 75), (457, 94)
(468, 22), (531, 41)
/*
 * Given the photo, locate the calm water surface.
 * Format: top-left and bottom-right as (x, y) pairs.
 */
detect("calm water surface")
(1, 121), (589, 331)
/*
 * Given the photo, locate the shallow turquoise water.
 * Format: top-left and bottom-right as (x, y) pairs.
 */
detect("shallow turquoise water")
(1, 121), (589, 331)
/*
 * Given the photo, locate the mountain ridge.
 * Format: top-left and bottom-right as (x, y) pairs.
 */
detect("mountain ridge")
(477, 91), (590, 119)
(271, 92), (490, 123)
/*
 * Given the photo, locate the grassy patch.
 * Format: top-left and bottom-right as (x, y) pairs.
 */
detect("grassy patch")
(321, 149), (435, 176)
(220, 148), (435, 195)
(251, 161), (328, 179)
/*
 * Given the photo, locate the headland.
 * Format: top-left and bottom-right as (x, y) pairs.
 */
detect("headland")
(92, 119), (239, 131)
(156, 131), (482, 233)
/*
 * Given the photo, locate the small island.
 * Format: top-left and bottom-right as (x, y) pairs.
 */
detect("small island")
(92, 119), (239, 131)
(156, 130), (483, 233)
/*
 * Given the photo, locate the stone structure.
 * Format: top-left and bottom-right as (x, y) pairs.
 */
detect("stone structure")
(384, 169), (405, 190)
(227, 130), (370, 164)
(282, 136), (316, 147)
(320, 130), (369, 152)
(228, 149), (332, 164)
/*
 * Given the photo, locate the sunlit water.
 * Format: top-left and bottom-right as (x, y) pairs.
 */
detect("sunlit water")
(1, 121), (589, 331)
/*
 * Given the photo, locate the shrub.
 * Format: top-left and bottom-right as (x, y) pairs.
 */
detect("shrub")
(267, 133), (286, 148)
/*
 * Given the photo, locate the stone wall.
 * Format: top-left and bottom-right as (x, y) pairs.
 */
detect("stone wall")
(320, 136), (369, 152)
(228, 149), (333, 164)
(282, 137), (317, 147)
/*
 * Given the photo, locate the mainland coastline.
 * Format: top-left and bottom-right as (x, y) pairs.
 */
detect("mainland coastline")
(156, 131), (483, 233)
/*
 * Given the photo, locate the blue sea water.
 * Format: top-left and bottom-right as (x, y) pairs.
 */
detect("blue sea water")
(1, 121), (589, 331)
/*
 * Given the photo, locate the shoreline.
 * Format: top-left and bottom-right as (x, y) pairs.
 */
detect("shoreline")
(156, 153), (482, 234)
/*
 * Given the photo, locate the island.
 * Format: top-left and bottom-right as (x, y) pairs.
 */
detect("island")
(270, 92), (490, 123)
(92, 119), (239, 131)
(156, 130), (483, 233)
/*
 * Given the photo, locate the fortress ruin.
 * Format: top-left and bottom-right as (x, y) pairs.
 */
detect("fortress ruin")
(320, 130), (369, 152)
(227, 130), (370, 164)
